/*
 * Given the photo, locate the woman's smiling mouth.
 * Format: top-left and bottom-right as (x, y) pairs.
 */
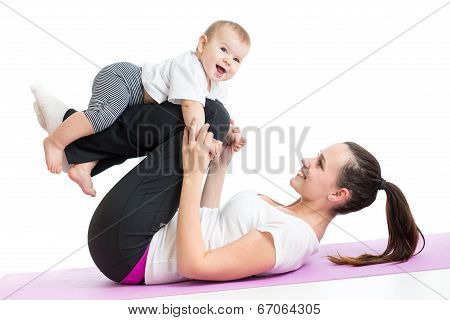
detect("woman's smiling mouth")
(298, 169), (307, 179)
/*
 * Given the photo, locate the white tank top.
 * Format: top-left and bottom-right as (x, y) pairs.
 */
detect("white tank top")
(144, 190), (320, 285)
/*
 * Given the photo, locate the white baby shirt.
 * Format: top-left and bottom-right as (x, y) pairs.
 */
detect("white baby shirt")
(144, 190), (320, 285)
(141, 51), (228, 107)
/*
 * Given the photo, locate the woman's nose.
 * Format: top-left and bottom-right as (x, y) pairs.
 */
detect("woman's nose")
(301, 158), (310, 168)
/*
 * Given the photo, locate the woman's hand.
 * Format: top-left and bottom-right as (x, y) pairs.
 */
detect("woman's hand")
(182, 118), (214, 176)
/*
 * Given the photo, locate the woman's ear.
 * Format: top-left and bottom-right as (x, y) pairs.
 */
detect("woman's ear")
(197, 34), (208, 54)
(327, 188), (349, 203)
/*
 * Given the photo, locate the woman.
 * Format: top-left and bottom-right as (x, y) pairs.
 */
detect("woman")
(177, 121), (426, 283)
(33, 91), (425, 285)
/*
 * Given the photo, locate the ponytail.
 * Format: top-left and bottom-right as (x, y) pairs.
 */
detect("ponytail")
(327, 142), (426, 267)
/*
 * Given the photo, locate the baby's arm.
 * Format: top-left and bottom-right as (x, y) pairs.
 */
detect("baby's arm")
(181, 100), (222, 159)
(181, 100), (205, 138)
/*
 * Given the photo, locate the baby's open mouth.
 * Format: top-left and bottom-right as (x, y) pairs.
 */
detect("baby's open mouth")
(216, 65), (226, 74)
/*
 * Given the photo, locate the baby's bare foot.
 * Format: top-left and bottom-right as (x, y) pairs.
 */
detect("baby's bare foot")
(68, 164), (96, 197)
(43, 136), (64, 174)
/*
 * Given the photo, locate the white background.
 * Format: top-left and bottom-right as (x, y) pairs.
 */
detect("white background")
(0, 0), (449, 283)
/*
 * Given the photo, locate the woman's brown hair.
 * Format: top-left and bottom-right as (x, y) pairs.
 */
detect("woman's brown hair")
(327, 142), (425, 266)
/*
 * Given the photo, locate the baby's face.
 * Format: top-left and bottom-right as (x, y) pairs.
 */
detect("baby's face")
(197, 26), (250, 82)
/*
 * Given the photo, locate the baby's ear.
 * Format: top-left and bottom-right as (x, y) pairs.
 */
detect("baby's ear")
(197, 34), (208, 53)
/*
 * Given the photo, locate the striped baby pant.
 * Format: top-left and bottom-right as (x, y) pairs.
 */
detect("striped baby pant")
(84, 62), (143, 133)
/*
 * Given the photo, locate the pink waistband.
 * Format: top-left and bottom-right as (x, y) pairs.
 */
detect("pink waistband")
(120, 243), (151, 285)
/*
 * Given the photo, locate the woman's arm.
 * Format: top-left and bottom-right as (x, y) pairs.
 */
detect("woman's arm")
(200, 164), (227, 209)
(177, 120), (276, 281)
(200, 126), (241, 208)
(176, 120), (212, 276)
(177, 170), (206, 276)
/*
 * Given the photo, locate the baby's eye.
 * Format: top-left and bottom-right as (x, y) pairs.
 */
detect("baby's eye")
(220, 47), (227, 53)
(233, 58), (240, 63)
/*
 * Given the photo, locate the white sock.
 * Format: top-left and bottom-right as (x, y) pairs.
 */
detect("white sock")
(30, 84), (70, 134)
(33, 100), (47, 131)
(31, 84), (71, 173)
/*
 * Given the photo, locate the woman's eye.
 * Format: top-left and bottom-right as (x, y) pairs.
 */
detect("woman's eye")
(317, 154), (323, 168)
(220, 47), (227, 53)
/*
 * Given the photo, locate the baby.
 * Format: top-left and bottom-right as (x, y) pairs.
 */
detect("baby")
(38, 20), (250, 196)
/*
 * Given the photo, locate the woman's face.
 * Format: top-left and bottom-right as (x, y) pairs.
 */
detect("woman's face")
(290, 143), (353, 204)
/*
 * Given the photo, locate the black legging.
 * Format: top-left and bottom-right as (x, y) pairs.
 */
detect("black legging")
(63, 99), (230, 283)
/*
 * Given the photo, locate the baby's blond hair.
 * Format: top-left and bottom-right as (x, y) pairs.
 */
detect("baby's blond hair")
(204, 20), (251, 46)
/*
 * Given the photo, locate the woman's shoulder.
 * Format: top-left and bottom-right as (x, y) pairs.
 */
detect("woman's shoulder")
(256, 193), (284, 207)
(231, 189), (259, 199)
(221, 190), (260, 208)
(225, 190), (286, 210)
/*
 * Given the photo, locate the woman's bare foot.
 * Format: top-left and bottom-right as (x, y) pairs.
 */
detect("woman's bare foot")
(43, 136), (64, 174)
(68, 162), (97, 197)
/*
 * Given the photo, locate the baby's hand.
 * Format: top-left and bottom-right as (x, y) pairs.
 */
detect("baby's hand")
(225, 119), (246, 152)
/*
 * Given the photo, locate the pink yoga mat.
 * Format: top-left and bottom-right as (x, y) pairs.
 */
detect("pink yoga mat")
(1, 232), (449, 300)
